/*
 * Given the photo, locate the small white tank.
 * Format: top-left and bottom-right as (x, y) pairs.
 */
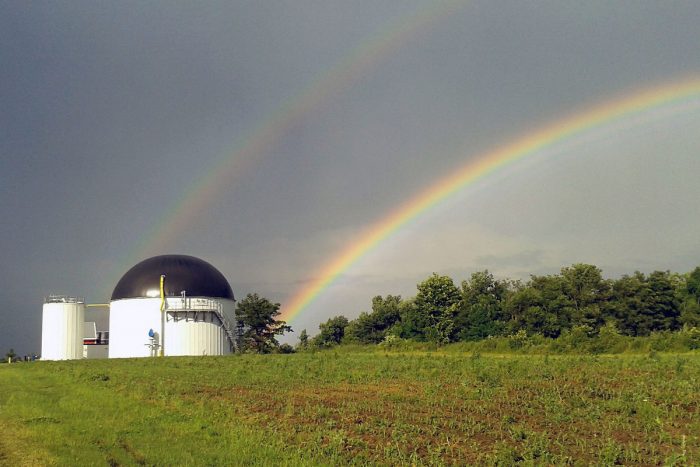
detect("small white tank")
(41, 295), (85, 360)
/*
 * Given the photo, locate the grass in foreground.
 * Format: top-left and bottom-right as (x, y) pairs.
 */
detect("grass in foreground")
(0, 350), (698, 465)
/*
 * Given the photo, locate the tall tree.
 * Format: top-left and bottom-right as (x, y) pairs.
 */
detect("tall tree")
(610, 272), (648, 336)
(235, 293), (291, 353)
(395, 299), (425, 340)
(297, 329), (310, 350)
(560, 264), (611, 330)
(311, 316), (349, 347)
(645, 270), (681, 332)
(345, 295), (403, 344)
(687, 267), (700, 300)
(681, 267), (700, 327)
(611, 271), (681, 335)
(413, 273), (461, 343)
(454, 270), (510, 341)
(505, 275), (571, 338)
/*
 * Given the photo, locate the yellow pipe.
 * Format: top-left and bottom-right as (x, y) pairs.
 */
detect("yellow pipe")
(159, 275), (166, 356)
(160, 275), (166, 312)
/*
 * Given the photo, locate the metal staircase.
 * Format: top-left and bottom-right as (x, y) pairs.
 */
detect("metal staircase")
(212, 308), (236, 352)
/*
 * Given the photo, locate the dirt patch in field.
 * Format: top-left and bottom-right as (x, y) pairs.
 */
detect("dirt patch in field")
(167, 360), (700, 465)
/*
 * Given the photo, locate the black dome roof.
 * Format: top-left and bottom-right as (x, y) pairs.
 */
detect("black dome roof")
(111, 255), (234, 301)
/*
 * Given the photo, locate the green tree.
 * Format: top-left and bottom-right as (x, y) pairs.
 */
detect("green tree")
(345, 295), (403, 344)
(646, 270), (681, 332)
(560, 264), (611, 330)
(235, 293), (291, 353)
(413, 273), (461, 343)
(311, 316), (349, 348)
(297, 329), (309, 350)
(505, 275), (569, 337)
(394, 299), (425, 340)
(688, 267), (700, 299)
(5, 348), (16, 363)
(680, 267), (700, 327)
(610, 272), (648, 336)
(611, 271), (681, 336)
(454, 270), (510, 341)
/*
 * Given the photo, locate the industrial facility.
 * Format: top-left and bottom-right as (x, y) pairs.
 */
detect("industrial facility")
(41, 255), (237, 360)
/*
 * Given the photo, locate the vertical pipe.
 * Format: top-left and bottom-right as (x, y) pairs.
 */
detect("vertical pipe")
(160, 274), (166, 356)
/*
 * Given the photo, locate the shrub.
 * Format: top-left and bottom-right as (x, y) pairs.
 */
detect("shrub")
(588, 322), (627, 354)
(679, 326), (700, 350)
(276, 343), (295, 354)
(508, 330), (529, 350)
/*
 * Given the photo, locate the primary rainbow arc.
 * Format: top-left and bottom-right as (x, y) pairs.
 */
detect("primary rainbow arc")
(280, 76), (700, 323)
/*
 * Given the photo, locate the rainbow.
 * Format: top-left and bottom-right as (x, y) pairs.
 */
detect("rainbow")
(280, 75), (700, 322)
(106, 0), (467, 286)
(103, 0), (467, 290)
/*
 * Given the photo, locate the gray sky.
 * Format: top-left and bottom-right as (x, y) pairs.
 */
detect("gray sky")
(2, 1), (700, 354)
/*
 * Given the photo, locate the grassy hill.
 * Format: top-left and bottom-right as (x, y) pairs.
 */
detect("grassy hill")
(1, 350), (698, 465)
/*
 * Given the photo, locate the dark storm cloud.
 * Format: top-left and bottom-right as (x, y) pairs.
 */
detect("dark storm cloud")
(2, 1), (700, 352)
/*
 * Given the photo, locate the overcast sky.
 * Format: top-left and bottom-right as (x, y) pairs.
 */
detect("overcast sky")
(2, 1), (700, 354)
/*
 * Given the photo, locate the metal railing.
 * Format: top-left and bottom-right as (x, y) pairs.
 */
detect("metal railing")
(44, 295), (85, 304)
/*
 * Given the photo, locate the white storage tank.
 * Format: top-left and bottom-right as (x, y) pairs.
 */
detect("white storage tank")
(41, 295), (85, 360)
(108, 255), (236, 358)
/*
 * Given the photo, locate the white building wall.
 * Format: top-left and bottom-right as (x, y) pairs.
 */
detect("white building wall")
(108, 298), (162, 358)
(41, 302), (85, 360)
(109, 297), (235, 358)
(165, 314), (226, 356)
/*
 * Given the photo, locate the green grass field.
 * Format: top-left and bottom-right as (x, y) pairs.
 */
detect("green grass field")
(1, 350), (698, 465)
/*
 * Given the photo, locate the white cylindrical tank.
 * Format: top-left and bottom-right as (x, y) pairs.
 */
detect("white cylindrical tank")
(109, 297), (234, 358)
(164, 297), (234, 356)
(109, 255), (236, 358)
(41, 296), (85, 360)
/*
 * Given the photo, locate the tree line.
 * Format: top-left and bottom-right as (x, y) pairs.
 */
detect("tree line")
(231, 264), (700, 352)
(300, 264), (700, 349)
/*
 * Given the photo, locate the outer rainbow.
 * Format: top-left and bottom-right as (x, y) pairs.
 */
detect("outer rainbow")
(133, 1), (465, 256)
(105, 0), (467, 291)
(280, 76), (700, 322)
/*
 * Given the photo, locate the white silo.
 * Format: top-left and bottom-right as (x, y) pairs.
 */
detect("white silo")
(108, 255), (236, 358)
(41, 295), (85, 360)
